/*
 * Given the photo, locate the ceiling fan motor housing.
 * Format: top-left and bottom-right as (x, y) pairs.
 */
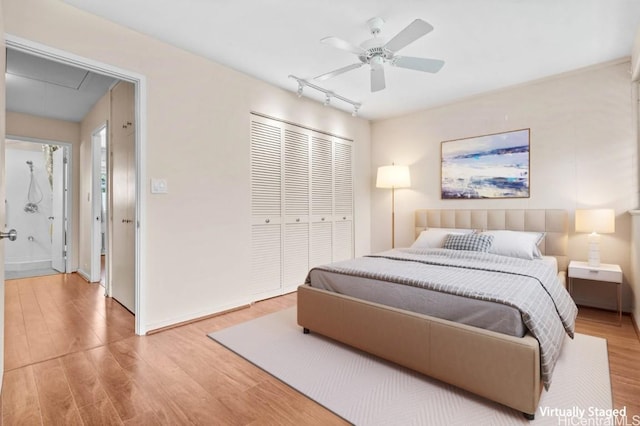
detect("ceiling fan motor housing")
(359, 38), (392, 64)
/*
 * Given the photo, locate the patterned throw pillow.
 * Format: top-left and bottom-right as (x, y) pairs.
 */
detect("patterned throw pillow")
(443, 233), (494, 252)
(411, 228), (475, 248)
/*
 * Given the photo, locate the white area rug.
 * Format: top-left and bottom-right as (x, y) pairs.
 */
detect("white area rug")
(209, 308), (612, 425)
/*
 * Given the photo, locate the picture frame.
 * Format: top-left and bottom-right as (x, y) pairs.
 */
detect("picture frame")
(441, 128), (530, 199)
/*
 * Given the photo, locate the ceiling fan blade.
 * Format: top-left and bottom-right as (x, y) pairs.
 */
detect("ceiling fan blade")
(370, 65), (386, 92)
(392, 56), (445, 73)
(384, 19), (434, 53)
(321, 36), (366, 55)
(314, 63), (364, 81)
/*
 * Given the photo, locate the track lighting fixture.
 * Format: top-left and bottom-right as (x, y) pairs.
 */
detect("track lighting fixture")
(289, 75), (361, 116)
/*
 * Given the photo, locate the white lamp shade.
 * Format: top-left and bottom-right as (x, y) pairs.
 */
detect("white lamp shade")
(376, 165), (411, 189)
(575, 209), (615, 234)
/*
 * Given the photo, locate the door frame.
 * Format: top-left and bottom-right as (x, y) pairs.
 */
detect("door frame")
(4, 136), (72, 274)
(51, 144), (69, 273)
(90, 123), (108, 284)
(5, 34), (149, 335)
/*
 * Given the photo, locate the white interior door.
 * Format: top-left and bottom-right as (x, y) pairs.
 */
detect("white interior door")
(90, 126), (106, 282)
(1, 93), (7, 383)
(51, 148), (66, 272)
(111, 132), (135, 312)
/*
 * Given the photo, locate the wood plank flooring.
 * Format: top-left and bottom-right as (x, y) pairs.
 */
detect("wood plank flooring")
(2, 273), (639, 424)
(574, 306), (640, 415)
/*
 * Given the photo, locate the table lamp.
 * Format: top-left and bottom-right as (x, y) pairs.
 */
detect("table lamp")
(575, 209), (615, 267)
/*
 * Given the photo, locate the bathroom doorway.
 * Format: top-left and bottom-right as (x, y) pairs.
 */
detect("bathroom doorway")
(4, 138), (70, 279)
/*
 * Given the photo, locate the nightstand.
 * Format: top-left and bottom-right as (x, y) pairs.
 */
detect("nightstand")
(568, 260), (622, 324)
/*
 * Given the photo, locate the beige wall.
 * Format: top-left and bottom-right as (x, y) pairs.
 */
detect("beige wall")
(3, 0), (371, 331)
(371, 60), (638, 312)
(5, 111), (82, 271)
(78, 92), (110, 278)
(632, 26), (640, 81)
(6, 111), (80, 143)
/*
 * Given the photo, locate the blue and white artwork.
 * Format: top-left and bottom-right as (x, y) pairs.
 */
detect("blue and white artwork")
(441, 129), (530, 199)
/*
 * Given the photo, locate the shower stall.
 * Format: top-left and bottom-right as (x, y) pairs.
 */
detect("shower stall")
(4, 140), (68, 277)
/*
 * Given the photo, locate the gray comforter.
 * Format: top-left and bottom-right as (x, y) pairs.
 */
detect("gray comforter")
(305, 248), (578, 389)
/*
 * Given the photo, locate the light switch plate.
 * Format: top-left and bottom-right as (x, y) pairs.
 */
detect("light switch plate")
(151, 178), (168, 194)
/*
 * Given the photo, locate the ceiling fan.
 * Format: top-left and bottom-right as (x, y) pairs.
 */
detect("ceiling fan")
(315, 17), (444, 92)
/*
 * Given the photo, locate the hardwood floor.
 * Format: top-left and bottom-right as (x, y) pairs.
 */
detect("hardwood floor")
(574, 306), (640, 416)
(2, 274), (639, 424)
(2, 274), (345, 425)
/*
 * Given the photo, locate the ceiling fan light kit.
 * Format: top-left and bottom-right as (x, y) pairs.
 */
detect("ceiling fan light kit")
(315, 17), (445, 92)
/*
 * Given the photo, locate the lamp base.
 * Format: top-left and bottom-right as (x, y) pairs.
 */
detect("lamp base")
(587, 233), (601, 267)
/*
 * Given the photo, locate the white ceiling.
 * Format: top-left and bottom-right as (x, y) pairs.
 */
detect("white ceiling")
(36, 1), (640, 120)
(5, 49), (117, 123)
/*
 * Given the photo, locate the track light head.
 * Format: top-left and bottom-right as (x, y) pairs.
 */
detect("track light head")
(288, 75), (360, 113)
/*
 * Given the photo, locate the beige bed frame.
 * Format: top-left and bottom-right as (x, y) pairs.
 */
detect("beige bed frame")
(297, 209), (568, 419)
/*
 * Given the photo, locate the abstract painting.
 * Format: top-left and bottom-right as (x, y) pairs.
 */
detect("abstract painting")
(441, 129), (530, 199)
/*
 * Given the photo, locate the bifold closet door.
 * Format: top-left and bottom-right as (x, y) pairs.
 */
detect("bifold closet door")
(309, 135), (333, 268)
(333, 139), (353, 262)
(282, 127), (310, 292)
(250, 119), (283, 296)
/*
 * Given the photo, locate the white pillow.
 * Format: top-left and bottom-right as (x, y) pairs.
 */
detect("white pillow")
(480, 230), (545, 260)
(411, 228), (475, 249)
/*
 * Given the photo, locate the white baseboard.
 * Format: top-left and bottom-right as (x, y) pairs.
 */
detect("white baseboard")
(77, 269), (91, 282)
(632, 313), (640, 341)
(5, 260), (52, 272)
(143, 287), (297, 334)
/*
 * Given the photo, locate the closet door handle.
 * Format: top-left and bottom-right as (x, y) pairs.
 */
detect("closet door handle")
(0, 229), (17, 241)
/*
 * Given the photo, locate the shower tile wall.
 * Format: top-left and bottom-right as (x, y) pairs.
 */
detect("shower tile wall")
(5, 143), (54, 271)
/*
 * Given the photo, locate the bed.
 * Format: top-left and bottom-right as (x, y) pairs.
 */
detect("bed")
(297, 209), (576, 419)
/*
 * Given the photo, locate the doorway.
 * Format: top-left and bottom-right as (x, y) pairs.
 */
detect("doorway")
(5, 36), (147, 335)
(4, 139), (70, 279)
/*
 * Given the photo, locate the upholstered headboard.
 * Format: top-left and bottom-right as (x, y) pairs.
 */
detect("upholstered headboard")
(414, 209), (569, 271)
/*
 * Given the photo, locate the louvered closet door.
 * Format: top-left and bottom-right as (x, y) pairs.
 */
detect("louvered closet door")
(282, 127), (310, 291)
(250, 113), (355, 298)
(309, 135), (333, 268)
(250, 119), (283, 295)
(333, 138), (354, 262)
